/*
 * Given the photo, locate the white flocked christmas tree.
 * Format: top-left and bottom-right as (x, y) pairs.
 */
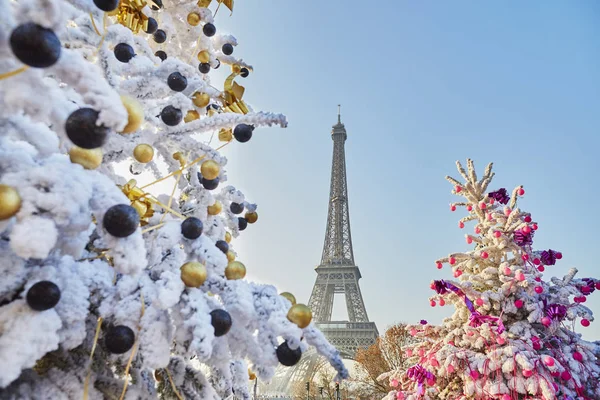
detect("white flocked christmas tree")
(380, 160), (600, 400)
(0, 0), (348, 398)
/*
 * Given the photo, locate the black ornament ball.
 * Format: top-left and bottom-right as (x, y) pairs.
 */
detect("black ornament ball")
(210, 309), (232, 337)
(26, 281), (61, 311)
(105, 325), (135, 354)
(276, 341), (302, 366)
(103, 204), (140, 237)
(215, 240), (229, 254)
(150, 0), (163, 10)
(114, 43), (135, 63)
(233, 124), (254, 143)
(153, 29), (167, 43)
(198, 63), (211, 74)
(222, 43), (233, 55)
(93, 0), (119, 11)
(65, 108), (109, 149)
(9, 23), (61, 68)
(238, 217), (248, 231)
(240, 67), (249, 78)
(201, 176), (219, 190)
(214, 59), (221, 69)
(160, 105), (182, 126)
(167, 72), (187, 92)
(155, 50), (167, 61)
(144, 18), (158, 34)
(203, 23), (216, 37)
(181, 217), (203, 239)
(230, 202), (244, 214)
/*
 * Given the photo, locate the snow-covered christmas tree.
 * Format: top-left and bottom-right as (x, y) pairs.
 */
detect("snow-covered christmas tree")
(0, 0), (348, 398)
(380, 160), (600, 400)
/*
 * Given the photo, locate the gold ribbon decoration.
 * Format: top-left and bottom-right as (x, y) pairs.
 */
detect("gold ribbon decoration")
(116, 0), (154, 33)
(197, 0), (234, 13)
(120, 179), (155, 225)
(221, 65), (249, 114)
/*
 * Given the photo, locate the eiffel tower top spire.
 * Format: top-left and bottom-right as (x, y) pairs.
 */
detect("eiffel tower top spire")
(320, 107), (354, 266)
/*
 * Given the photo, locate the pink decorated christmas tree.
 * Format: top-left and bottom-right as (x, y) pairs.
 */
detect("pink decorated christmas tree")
(381, 159), (600, 400)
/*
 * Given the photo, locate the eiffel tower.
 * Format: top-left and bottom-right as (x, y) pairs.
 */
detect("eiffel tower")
(307, 105), (379, 358)
(262, 108), (378, 396)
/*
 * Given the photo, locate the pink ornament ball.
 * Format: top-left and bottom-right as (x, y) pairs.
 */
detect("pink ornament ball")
(455, 185), (462, 193)
(580, 296), (587, 303)
(496, 336), (506, 345)
(596, 282), (600, 290)
(523, 370), (533, 378)
(418, 349), (425, 356)
(467, 204), (473, 211)
(410, 328), (417, 336)
(515, 299), (524, 308)
(561, 370), (571, 381)
(502, 395), (511, 400)
(555, 252), (563, 260)
(450, 204), (456, 212)
(574, 296), (583, 304)
(439, 299), (445, 306)
(535, 286), (543, 294)
(470, 370), (479, 380)
(481, 251), (489, 259)
(436, 262), (443, 269)
(550, 371), (559, 378)
(390, 379), (399, 387)
(494, 231), (502, 238)
(396, 391), (404, 400)
(466, 236), (473, 244)
(476, 298), (484, 306)
(430, 300), (436, 307)
(487, 212), (493, 221)
(524, 216), (532, 223)
(522, 254), (529, 261)
(538, 266), (545, 272)
(518, 187), (525, 196)
(426, 378), (435, 386)
(475, 226), (481, 234)
(532, 224), (538, 230)
(581, 286), (591, 295)
(458, 221), (465, 229)
(504, 267), (512, 275)
(542, 316), (552, 327)
(430, 359), (439, 367)
(532, 337), (542, 350)
(489, 198), (495, 205)
(573, 351), (583, 362)
(479, 202), (486, 209)
(544, 356), (554, 366)
(504, 208), (511, 216)
(533, 258), (540, 265)
(449, 257), (456, 265)
(454, 269), (462, 278)
(581, 319), (590, 327)
(447, 364), (455, 373)
(406, 349), (413, 356)
(516, 272), (525, 282)
(467, 331), (474, 337)
(522, 225), (531, 234)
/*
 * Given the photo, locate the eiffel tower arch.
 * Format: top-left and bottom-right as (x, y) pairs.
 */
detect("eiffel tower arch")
(262, 107), (378, 396)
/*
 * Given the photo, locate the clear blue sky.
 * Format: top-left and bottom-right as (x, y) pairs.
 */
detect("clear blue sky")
(214, 1), (600, 339)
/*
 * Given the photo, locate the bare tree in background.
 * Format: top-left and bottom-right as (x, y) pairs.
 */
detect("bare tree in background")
(352, 323), (416, 398)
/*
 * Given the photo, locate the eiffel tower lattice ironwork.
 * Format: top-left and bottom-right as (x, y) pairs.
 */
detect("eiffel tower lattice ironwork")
(261, 108), (378, 396)
(307, 105), (378, 359)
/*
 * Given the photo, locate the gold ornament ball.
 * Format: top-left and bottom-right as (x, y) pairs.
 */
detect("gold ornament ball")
(280, 292), (296, 306)
(245, 212), (258, 224)
(226, 250), (235, 262)
(192, 92), (210, 108)
(184, 110), (200, 123)
(201, 160), (220, 180)
(180, 262), (208, 287)
(207, 201), (222, 215)
(69, 146), (103, 170)
(197, 50), (210, 63)
(287, 303), (312, 329)
(133, 144), (154, 163)
(120, 95), (144, 134)
(187, 12), (201, 26)
(248, 370), (256, 381)
(218, 128), (233, 142)
(0, 185), (22, 220)
(225, 231), (232, 243)
(225, 261), (246, 280)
